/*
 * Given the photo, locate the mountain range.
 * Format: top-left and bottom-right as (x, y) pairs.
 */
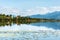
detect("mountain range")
(30, 11), (60, 19)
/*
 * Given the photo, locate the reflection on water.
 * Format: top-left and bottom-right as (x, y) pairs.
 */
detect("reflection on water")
(0, 22), (60, 40)
(0, 31), (60, 40)
(0, 21), (36, 26)
(31, 22), (60, 30)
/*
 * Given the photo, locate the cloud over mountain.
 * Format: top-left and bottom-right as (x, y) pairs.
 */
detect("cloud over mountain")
(0, 7), (60, 16)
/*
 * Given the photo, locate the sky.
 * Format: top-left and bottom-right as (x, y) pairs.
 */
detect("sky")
(0, 0), (60, 16)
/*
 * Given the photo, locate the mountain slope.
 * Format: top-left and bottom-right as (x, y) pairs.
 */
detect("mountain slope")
(30, 11), (60, 19)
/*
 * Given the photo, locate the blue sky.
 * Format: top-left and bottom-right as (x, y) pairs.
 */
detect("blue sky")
(0, 0), (60, 9)
(0, 0), (60, 16)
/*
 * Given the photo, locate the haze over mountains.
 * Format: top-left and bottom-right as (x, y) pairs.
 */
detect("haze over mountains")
(30, 11), (60, 19)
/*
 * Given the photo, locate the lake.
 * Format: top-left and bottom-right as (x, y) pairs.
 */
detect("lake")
(0, 22), (60, 40)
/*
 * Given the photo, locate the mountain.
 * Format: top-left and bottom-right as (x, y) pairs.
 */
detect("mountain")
(30, 11), (60, 19)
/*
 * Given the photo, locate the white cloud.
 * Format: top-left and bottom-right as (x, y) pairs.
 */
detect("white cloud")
(0, 7), (60, 16)
(0, 7), (20, 15)
(21, 7), (60, 16)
